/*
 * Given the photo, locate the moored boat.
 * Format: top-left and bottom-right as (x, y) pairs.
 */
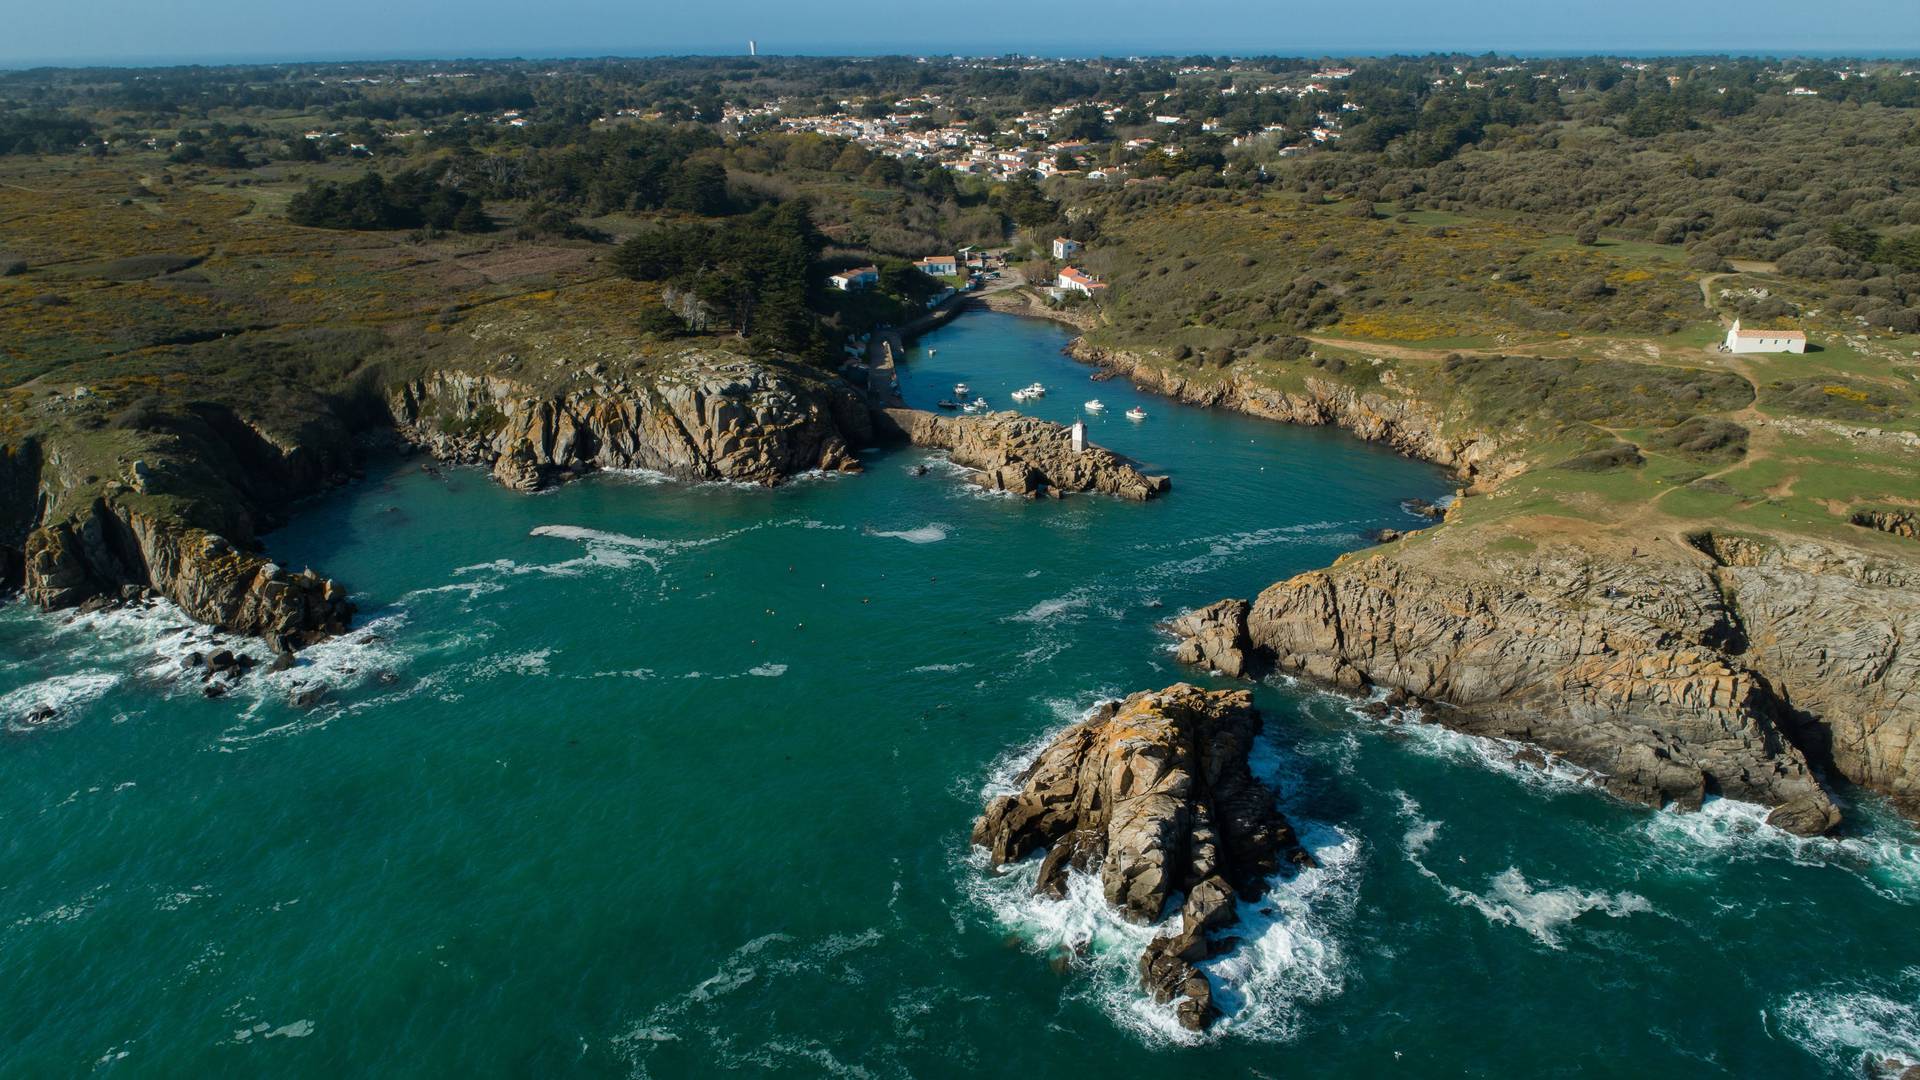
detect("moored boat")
(1084, 399), (1106, 413)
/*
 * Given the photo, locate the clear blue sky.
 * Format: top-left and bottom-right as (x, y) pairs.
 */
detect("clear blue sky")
(1, 0), (1915, 66)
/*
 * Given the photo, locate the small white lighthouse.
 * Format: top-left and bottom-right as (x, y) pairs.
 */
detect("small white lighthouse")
(1070, 419), (1086, 455)
(748, 39), (757, 56)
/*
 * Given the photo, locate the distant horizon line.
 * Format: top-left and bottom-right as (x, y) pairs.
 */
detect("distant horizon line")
(5, 44), (1920, 72)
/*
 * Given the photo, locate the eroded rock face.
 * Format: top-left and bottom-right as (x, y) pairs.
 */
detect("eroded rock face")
(1697, 536), (1920, 820)
(877, 407), (1169, 500)
(1172, 534), (1850, 834)
(1068, 342), (1522, 485)
(23, 500), (351, 643)
(1167, 600), (1253, 678)
(971, 684), (1310, 1030)
(392, 353), (872, 491)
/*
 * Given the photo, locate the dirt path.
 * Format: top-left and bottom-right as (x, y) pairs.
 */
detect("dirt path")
(1698, 272), (1733, 325)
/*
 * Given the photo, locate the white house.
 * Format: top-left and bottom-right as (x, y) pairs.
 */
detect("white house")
(829, 265), (880, 291)
(1057, 266), (1108, 296)
(1725, 320), (1807, 354)
(914, 255), (959, 277)
(1052, 237), (1083, 259)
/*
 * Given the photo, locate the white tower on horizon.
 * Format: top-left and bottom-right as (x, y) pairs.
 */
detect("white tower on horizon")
(749, 39), (757, 57)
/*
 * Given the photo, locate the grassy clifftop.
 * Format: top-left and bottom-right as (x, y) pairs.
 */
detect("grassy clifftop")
(1067, 192), (1919, 561)
(0, 156), (738, 536)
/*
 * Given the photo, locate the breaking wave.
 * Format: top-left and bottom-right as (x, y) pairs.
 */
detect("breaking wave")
(1395, 792), (1652, 948)
(867, 524), (949, 545)
(1774, 971), (1920, 1077)
(1642, 796), (1920, 902)
(1337, 691), (1602, 797)
(967, 706), (1357, 1044)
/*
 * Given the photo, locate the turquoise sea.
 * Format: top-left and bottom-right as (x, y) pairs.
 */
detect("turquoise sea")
(3, 311), (1918, 1076)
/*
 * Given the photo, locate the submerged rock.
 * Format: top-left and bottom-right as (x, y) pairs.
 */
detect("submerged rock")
(971, 684), (1311, 1031)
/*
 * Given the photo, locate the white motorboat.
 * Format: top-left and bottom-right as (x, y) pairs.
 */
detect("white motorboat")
(1023, 382), (1047, 397)
(1084, 399), (1106, 413)
(1126, 406), (1148, 420)
(1011, 388), (1033, 403)
(954, 383), (970, 397)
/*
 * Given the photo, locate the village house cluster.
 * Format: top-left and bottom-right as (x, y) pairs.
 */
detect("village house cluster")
(730, 65), (1376, 185)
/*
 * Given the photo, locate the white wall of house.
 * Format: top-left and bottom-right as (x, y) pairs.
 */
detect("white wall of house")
(1725, 320), (1807, 354)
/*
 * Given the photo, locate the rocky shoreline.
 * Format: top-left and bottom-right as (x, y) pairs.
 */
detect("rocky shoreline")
(973, 684), (1310, 1031)
(2, 349), (875, 647)
(2, 335), (1179, 648)
(390, 352), (872, 492)
(875, 407), (1168, 500)
(1163, 514), (1920, 835)
(1066, 339), (1523, 485)
(1060, 334), (1919, 832)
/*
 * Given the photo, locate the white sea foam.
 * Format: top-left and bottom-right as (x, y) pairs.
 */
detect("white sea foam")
(265, 1020), (315, 1039)
(1395, 792), (1652, 947)
(1009, 591), (1090, 624)
(1341, 693), (1602, 796)
(0, 672), (122, 730)
(475, 649), (552, 677)
(529, 525), (682, 572)
(908, 662), (973, 674)
(868, 524), (948, 544)
(600, 467), (673, 486)
(1144, 521), (1353, 581)
(1643, 797), (1920, 902)
(747, 663), (788, 678)
(612, 930), (887, 1073)
(1775, 971), (1920, 1076)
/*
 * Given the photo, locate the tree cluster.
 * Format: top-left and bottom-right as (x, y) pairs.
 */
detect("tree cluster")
(286, 168), (492, 233)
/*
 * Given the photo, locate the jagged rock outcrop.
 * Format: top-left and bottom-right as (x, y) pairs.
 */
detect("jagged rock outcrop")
(971, 684), (1311, 1030)
(23, 499), (351, 643)
(1167, 600), (1254, 678)
(876, 407), (1169, 500)
(1853, 508), (1920, 540)
(391, 353), (872, 491)
(1173, 532), (1849, 835)
(1069, 341), (1522, 484)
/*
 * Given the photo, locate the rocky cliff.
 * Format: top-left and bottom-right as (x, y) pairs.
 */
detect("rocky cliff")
(24, 499), (351, 644)
(1167, 523), (1920, 834)
(5, 394), (361, 645)
(876, 407), (1169, 500)
(1068, 341), (1523, 485)
(1691, 532), (1920, 819)
(391, 352), (872, 491)
(5, 350), (870, 644)
(972, 684), (1310, 1030)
